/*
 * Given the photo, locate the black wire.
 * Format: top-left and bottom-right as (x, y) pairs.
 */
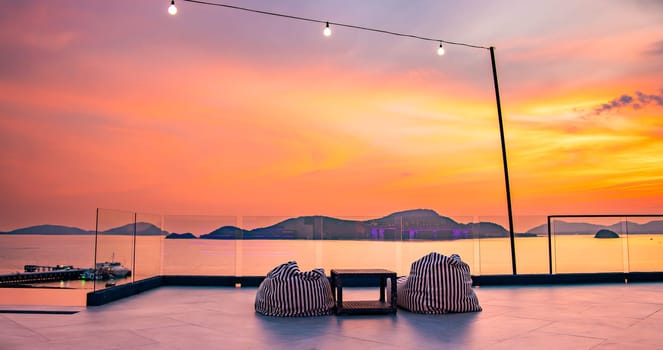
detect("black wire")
(182, 0), (490, 50)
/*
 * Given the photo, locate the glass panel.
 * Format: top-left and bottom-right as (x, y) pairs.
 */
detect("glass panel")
(552, 216), (625, 273)
(399, 215), (476, 276)
(626, 216), (663, 272)
(134, 212), (164, 282)
(514, 215), (550, 274)
(316, 214), (399, 274)
(161, 215), (238, 276)
(94, 208), (135, 290)
(240, 216), (317, 276)
(477, 215), (513, 275)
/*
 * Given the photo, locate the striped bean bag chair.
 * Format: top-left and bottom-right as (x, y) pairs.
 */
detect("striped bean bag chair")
(254, 261), (335, 317)
(394, 252), (482, 314)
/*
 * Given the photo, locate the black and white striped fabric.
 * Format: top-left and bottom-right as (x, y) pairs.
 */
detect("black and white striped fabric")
(393, 252), (482, 314)
(254, 261), (335, 317)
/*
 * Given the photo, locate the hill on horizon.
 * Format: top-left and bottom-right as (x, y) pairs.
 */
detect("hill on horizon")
(0, 222), (167, 236)
(526, 219), (663, 235)
(0, 209), (507, 240)
(3, 211), (661, 240)
(102, 222), (167, 236)
(199, 209), (510, 241)
(0, 224), (94, 235)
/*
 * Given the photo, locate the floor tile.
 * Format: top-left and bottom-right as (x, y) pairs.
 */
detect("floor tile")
(0, 283), (661, 350)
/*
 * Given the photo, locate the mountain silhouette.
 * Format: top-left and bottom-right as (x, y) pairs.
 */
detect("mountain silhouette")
(527, 219), (663, 235)
(527, 222), (600, 235)
(0, 222), (167, 236)
(5, 211), (660, 240)
(1, 224), (93, 235)
(101, 222), (167, 236)
(165, 232), (197, 239)
(200, 226), (246, 239)
(195, 209), (509, 241)
(623, 220), (663, 234)
(0, 209), (510, 240)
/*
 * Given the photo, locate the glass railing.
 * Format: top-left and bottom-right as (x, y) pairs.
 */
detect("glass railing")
(134, 212), (164, 281)
(396, 215), (477, 276)
(319, 215), (403, 275)
(512, 215), (551, 275)
(94, 208), (138, 291)
(627, 216), (663, 272)
(161, 215), (239, 276)
(1, 211), (661, 307)
(239, 215), (302, 276)
(550, 215), (663, 274)
(475, 215), (512, 275)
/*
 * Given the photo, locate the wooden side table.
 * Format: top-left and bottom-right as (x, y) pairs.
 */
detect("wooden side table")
(330, 269), (397, 315)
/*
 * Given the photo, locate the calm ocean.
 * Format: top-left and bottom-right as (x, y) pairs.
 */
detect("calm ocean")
(1, 234), (661, 306)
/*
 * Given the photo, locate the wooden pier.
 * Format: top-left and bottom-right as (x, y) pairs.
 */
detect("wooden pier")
(0, 269), (88, 286)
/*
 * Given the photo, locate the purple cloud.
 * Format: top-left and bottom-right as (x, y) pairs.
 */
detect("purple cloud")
(619, 95), (633, 104)
(645, 39), (663, 56)
(635, 91), (663, 106)
(590, 89), (663, 116)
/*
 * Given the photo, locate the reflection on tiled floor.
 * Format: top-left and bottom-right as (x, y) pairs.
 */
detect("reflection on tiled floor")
(1, 283), (662, 349)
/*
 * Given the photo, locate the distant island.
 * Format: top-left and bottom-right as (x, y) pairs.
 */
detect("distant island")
(194, 209), (510, 241)
(0, 209), (507, 241)
(2, 224), (94, 235)
(166, 232), (197, 239)
(2, 209), (661, 241)
(0, 222), (164, 236)
(594, 229), (619, 238)
(526, 220), (663, 236)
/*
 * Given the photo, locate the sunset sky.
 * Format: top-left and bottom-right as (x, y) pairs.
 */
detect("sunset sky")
(0, 0), (662, 232)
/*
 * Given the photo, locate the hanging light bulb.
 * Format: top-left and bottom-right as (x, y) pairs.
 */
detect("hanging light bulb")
(168, 0), (178, 15)
(323, 22), (332, 37)
(437, 43), (445, 56)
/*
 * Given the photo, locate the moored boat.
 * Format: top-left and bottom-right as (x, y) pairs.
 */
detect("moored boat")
(96, 261), (132, 280)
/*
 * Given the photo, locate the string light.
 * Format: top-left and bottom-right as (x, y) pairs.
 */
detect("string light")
(323, 22), (331, 37)
(437, 43), (445, 56)
(175, 0), (491, 55)
(168, 0), (178, 15)
(163, 0), (516, 274)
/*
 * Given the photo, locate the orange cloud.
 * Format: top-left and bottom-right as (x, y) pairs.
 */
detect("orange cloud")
(1, 1), (662, 231)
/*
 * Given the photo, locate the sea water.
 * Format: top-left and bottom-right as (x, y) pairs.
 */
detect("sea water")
(1, 234), (661, 306)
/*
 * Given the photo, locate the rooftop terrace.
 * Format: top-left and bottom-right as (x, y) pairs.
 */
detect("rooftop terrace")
(2, 282), (662, 349)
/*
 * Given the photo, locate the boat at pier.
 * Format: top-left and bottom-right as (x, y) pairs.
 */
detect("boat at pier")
(94, 261), (132, 280)
(77, 253), (132, 281)
(0, 257), (132, 286)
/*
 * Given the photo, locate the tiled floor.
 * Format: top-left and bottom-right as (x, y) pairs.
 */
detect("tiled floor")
(1, 283), (662, 349)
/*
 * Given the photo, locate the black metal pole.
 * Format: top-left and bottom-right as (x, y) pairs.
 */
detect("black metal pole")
(133, 212), (137, 283)
(490, 46), (517, 275)
(547, 216), (553, 274)
(94, 208), (99, 291)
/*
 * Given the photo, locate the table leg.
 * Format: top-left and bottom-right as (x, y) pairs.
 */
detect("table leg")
(390, 275), (397, 312)
(337, 278), (343, 312)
